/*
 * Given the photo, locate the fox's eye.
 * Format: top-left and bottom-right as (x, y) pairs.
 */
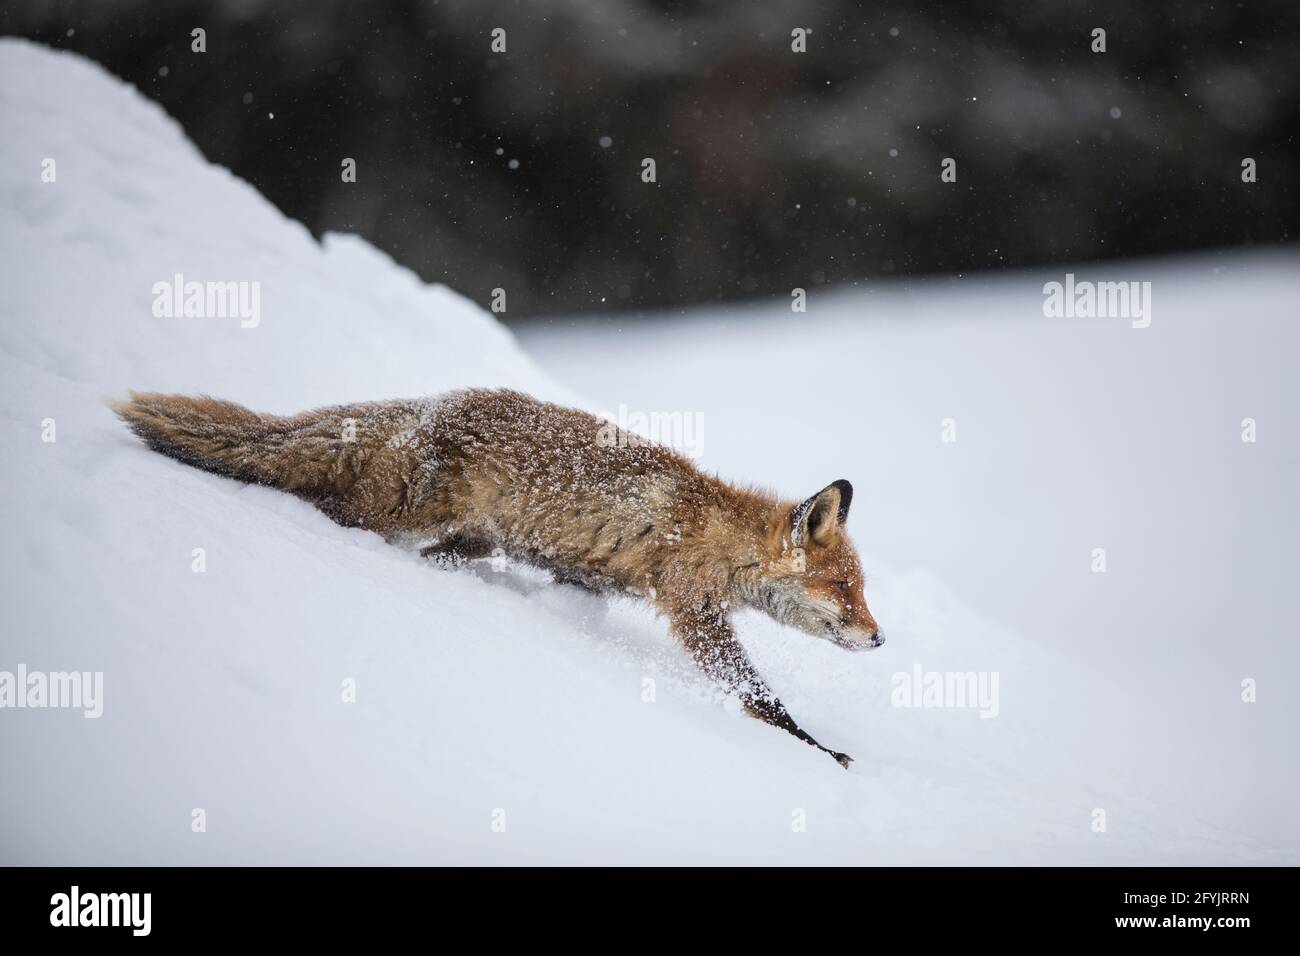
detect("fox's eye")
(832, 580), (850, 593)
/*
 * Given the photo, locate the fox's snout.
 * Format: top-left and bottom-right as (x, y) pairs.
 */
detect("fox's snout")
(834, 605), (883, 650)
(832, 592), (883, 651)
(841, 626), (885, 651)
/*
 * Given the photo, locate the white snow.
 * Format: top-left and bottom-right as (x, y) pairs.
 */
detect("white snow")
(1, 39), (1295, 864)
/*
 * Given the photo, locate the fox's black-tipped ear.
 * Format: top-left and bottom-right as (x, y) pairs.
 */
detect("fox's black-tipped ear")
(792, 479), (853, 547)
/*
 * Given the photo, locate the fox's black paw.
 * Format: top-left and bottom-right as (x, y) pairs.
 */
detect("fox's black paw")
(831, 751), (853, 768)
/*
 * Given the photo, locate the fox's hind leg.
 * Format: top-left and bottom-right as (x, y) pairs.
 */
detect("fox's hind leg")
(550, 568), (606, 593)
(420, 533), (495, 566)
(668, 600), (852, 768)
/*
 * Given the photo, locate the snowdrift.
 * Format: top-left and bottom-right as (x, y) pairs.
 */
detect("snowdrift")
(1, 39), (1293, 864)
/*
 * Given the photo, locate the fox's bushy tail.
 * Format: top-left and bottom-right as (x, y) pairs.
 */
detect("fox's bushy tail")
(111, 392), (367, 498)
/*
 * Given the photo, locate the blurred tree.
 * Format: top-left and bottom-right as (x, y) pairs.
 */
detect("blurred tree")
(4, 0), (1296, 317)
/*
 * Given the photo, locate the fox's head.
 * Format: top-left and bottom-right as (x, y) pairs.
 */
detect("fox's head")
(739, 480), (883, 651)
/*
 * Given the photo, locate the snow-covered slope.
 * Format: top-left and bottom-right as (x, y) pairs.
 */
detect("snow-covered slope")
(0, 39), (1293, 864)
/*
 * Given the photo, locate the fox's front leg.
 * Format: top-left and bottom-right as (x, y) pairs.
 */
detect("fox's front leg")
(669, 602), (852, 767)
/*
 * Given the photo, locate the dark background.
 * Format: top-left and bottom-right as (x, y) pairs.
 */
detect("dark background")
(4, 0), (1296, 318)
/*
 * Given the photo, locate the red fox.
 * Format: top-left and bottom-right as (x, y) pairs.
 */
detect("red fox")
(112, 388), (882, 765)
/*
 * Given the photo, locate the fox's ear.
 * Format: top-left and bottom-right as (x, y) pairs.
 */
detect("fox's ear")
(792, 479), (853, 547)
